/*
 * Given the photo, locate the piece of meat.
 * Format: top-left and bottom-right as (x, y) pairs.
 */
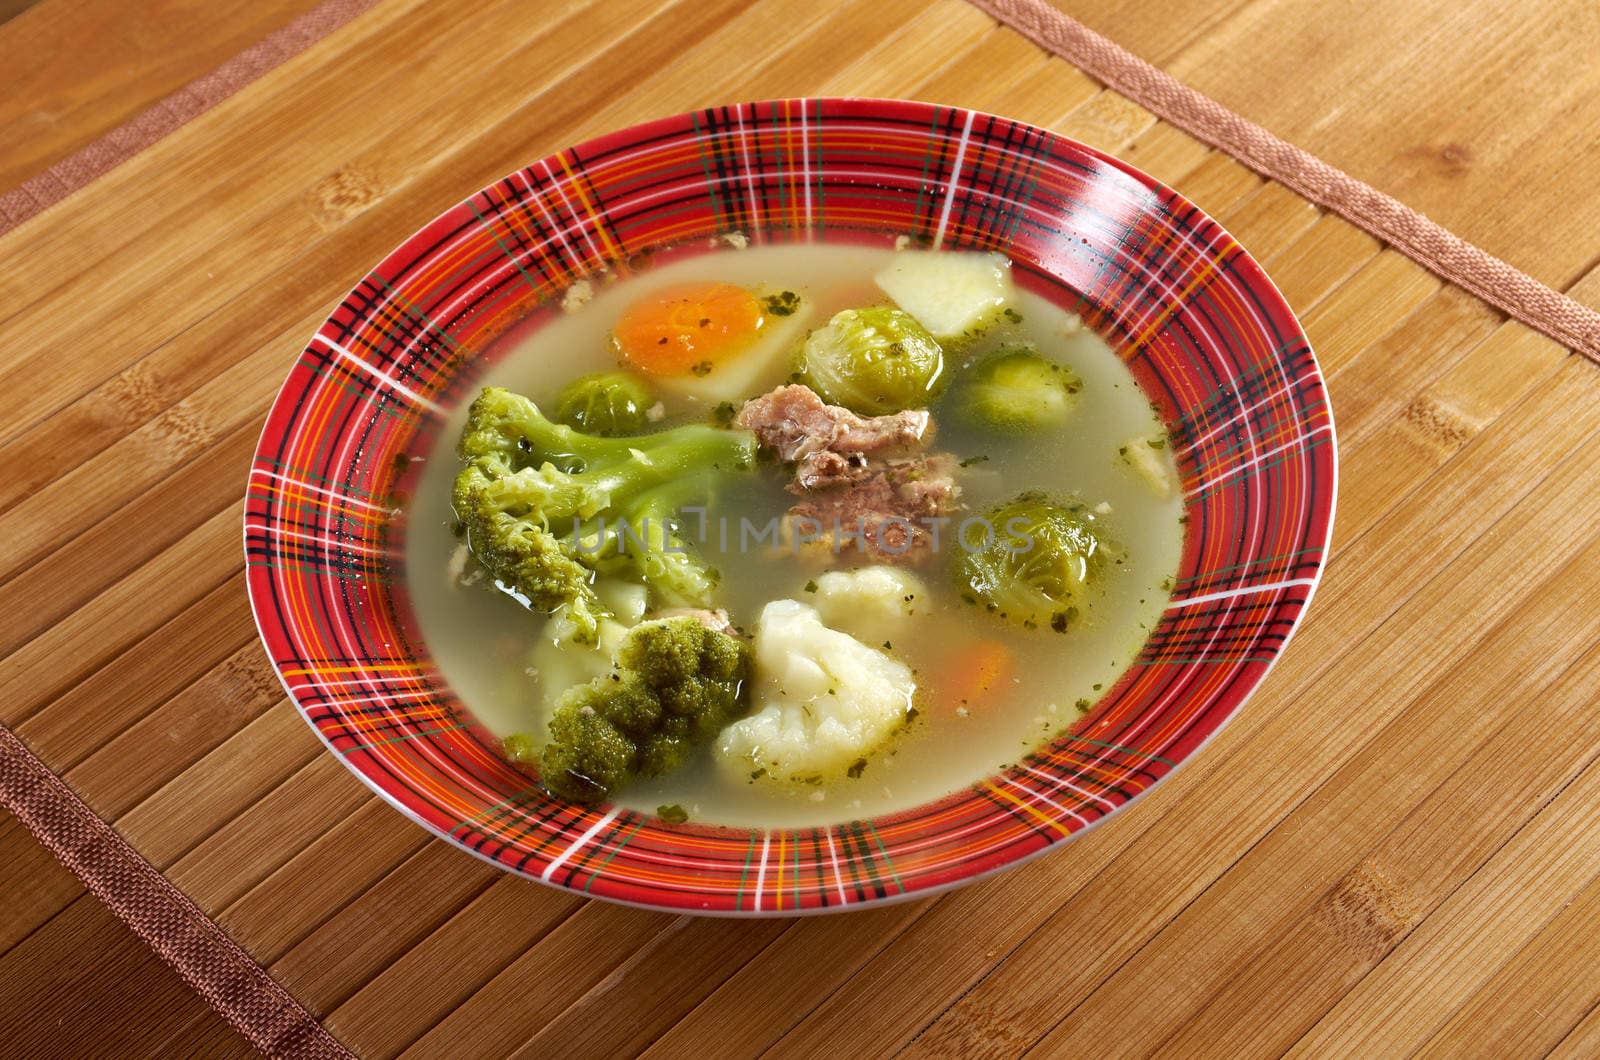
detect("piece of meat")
(782, 454), (960, 563)
(787, 448), (876, 489)
(736, 385), (931, 489)
(737, 385), (961, 564)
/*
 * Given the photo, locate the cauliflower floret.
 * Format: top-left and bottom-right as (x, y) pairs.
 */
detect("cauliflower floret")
(808, 566), (927, 646)
(594, 578), (648, 626)
(715, 599), (915, 784)
(528, 608), (632, 717)
(527, 578), (646, 710)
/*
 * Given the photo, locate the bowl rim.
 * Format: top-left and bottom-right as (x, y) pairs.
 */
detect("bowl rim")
(245, 96), (1337, 915)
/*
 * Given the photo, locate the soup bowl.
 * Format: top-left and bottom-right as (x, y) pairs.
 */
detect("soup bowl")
(246, 98), (1334, 914)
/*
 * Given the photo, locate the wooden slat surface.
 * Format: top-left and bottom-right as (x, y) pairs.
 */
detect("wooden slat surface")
(3, 0), (1599, 1054)
(1051, 0), (1600, 305)
(0, 0), (330, 190)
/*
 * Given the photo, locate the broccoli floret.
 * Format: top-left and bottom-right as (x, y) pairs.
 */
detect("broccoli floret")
(956, 346), (1082, 435)
(552, 371), (654, 436)
(954, 491), (1113, 632)
(452, 387), (757, 638)
(460, 481), (609, 637)
(528, 617), (750, 803)
(539, 701), (636, 802)
(621, 614), (745, 716)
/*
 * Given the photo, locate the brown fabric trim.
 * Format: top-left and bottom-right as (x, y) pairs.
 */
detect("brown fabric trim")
(970, 0), (1600, 365)
(0, 725), (352, 1058)
(0, 0), (381, 237)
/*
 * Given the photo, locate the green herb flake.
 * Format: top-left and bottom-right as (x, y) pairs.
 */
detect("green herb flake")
(657, 804), (689, 825)
(847, 757), (868, 779)
(803, 579), (818, 593)
(763, 290), (802, 317)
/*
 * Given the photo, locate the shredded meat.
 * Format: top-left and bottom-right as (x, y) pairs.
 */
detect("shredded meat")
(783, 454), (960, 563)
(738, 385), (961, 564)
(736, 385), (931, 489)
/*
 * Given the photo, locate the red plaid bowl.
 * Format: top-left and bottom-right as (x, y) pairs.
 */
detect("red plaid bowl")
(246, 99), (1335, 914)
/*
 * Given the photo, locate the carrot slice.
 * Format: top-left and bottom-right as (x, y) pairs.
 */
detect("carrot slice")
(943, 639), (1015, 709)
(612, 282), (764, 376)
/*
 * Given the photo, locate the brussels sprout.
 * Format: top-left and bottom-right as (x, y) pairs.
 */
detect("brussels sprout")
(956, 346), (1082, 434)
(954, 492), (1111, 632)
(794, 307), (945, 414)
(552, 371), (655, 436)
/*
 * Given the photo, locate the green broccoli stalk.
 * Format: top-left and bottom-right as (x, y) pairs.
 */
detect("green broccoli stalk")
(584, 473), (725, 606)
(452, 387), (756, 640)
(506, 616), (750, 803)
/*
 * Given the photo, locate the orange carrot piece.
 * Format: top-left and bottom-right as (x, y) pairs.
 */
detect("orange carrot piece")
(943, 639), (1015, 709)
(612, 282), (763, 376)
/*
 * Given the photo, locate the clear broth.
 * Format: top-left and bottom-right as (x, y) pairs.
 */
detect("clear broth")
(403, 243), (1183, 828)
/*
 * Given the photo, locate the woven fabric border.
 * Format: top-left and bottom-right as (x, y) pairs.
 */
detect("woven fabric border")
(970, 0), (1600, 365)
(0, 0), (380, 236)
(0, 726), (352, 1057)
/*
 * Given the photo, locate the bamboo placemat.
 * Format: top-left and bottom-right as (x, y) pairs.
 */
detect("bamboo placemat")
(4, 0), (1600, 1055)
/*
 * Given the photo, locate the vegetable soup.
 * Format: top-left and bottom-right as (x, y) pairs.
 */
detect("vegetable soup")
(403, 241), (1183, 828)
